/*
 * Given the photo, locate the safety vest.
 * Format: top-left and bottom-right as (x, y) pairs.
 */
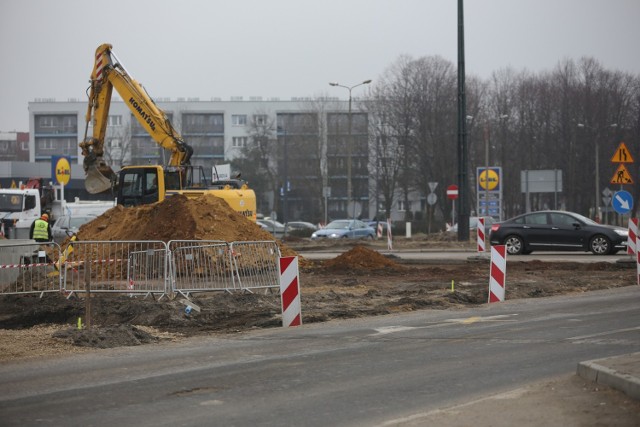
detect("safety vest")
(33, 219), (50, 241)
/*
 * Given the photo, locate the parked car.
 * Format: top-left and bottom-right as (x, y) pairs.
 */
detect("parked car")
(448, 216), (495, 233)
(256, 218), (286, 238)
(51, 214), (98, 243)
(311, 219), (376, 240)
(285, 221), (318, 232)
(489, 210), (628, 255)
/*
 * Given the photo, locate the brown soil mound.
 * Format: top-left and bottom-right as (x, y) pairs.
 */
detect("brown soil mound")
(323, 245), (404, 272)
(70, 194), (297, 257)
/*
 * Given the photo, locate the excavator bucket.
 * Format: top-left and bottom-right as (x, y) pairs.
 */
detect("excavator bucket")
(85, 164), (115, 194)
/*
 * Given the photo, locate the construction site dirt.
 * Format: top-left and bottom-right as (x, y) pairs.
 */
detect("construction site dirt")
(0, 193), (636, 357)
(1, 194), (639, 426)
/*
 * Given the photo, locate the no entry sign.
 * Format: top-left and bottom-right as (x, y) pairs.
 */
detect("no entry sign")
(446, 184), (459, 200)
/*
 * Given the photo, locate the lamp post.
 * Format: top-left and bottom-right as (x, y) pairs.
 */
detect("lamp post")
(577, 122), (617, 221)
(277, 126), (288, 237)
(329, 79), (372, 219)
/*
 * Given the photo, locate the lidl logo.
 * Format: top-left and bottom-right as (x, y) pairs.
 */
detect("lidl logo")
(478, 168), (500, 191)
(52, 156), (71, 186)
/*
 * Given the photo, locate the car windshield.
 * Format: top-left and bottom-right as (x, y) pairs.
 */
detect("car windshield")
(570, 212), (598, 226)
(69, 217), (96, 228)
(326, 220), (351, 229)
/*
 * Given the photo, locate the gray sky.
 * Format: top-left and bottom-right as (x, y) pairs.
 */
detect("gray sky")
(1, 0), (639, 132)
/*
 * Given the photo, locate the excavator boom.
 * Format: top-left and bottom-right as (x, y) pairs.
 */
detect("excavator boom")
(80, 43), (193, 194)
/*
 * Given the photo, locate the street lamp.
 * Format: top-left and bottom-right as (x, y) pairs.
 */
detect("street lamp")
(329, 79), (372, 219)
(277, 126), (288, 238)
(577, 122), (618, 221)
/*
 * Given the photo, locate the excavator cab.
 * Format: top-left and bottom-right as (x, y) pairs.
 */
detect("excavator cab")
(117, 166), (164, 207)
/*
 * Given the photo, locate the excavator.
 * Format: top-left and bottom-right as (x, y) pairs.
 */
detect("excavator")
(80, 43), (256, 220)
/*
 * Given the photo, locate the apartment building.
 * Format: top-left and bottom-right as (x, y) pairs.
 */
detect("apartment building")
(27, 97), (374, 222)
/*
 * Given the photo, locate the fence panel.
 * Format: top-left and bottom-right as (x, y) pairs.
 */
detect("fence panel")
(63, 241), (168, 297)
(168, 240), (236, 296)
(230, 241), (281, 291)
(0, 241), (62, 295)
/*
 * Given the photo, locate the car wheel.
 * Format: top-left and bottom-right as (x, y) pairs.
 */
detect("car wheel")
(504, 235), (524, 255)
(366, 234), (374, 240)
(590, 235), (611, 255)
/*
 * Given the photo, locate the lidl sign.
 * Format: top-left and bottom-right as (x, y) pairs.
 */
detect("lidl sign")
(51, 156), (71, 186)
(478, 167), (501, 192)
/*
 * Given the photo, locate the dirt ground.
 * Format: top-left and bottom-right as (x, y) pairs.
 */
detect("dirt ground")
(1, 195), (638, 425)
(0, 195), (636, 356)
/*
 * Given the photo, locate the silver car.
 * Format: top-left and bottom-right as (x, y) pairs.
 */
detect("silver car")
(311, 219), (376, 240)
(51, 214), (97, 243)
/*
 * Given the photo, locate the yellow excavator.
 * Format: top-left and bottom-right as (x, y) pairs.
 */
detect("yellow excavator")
(80, 43), (256, 220)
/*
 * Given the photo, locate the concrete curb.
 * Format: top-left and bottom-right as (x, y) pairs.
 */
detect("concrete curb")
(577, 352), (640, 400)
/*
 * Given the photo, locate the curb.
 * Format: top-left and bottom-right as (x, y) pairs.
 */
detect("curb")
(577, 354), (640, 400)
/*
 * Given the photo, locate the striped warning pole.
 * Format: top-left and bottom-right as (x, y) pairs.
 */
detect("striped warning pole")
(386, 218), (393, 251)
(637, 247), (640, 287)
(279, 256), (301, 327)
(376, 222), (383, 239)
(627, 218), (638, 256)
(488, 245), (507, 303)
(477, 217), (486, 253)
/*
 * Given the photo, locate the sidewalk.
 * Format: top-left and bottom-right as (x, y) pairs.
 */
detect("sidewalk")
(578, 352), (640, 400)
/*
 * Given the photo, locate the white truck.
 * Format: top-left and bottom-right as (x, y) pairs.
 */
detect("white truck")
(0, 186), (115, 239)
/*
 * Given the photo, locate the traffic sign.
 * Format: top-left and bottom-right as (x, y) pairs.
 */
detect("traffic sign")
(611, 142), (634, 163)
(610, 164), (634, 185)
(446, 184), (459, 200)
(427, 193), (437, 206)
(612, 190), (633, 215)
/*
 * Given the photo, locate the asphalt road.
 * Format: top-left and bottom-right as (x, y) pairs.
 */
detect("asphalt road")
(1, 287), (639, 426)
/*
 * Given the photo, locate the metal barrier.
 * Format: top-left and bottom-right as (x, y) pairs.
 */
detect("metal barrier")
(0, 239), (282, 298)
(0, 241), (62, 296)
(62, 240), (168, 298)
(168, 240), (236, 297)
(230, 241), (281, 291)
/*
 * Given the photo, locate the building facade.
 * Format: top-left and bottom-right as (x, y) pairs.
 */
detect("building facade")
(26, 97), (376, 222)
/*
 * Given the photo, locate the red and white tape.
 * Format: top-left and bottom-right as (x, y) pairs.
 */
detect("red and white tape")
(477, 217), (486, 253)
(488, 245), (507, 303)
(279, 256), (301, 327)
(627, 218), (638, 255)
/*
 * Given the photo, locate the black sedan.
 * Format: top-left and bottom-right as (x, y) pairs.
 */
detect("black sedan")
(489, 210), (628, 255)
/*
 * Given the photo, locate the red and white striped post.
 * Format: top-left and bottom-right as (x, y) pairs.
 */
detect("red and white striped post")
(386, 218), (393, 250)
(627, 218), (638, 256)
(376, 222), (383, 239)
(279, 256), (301, 327)
(488, 245), (507, 303)
(637, 248), (640, 287)
(477, 217), (486, 253)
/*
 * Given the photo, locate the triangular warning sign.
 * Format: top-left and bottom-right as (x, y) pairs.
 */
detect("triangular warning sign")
(611, 142), (634, 163)
(610, 164), (634, 184)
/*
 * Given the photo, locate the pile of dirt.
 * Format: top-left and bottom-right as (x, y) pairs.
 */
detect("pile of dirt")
(323, 245), (405, 272)
(69, 194), (297, 257)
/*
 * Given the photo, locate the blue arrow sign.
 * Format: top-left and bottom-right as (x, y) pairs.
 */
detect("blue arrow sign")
(612, 190), (633, 214)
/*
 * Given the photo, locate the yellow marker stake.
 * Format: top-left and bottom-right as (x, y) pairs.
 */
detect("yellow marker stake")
(451, 280), (455, 293)
(77, 317), (82, 330)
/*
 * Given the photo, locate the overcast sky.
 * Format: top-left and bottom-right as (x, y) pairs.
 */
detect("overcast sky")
(1, 0), (639, 132)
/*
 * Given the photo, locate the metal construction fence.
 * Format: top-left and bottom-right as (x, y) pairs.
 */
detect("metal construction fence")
(0, 240), (282, 297)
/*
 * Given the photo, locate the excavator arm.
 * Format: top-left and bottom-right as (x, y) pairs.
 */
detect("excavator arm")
(80, 43), (193, 194)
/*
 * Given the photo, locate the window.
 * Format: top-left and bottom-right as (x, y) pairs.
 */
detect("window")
(109, 138), (122, 148)
(232, 115), (247, 126)
(232, 137), (247, 148)
(39, 138), (56, 150)
(108, 115), (122, 126)
(39, 116), (58, 128)
(253, 115), (267, 125)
